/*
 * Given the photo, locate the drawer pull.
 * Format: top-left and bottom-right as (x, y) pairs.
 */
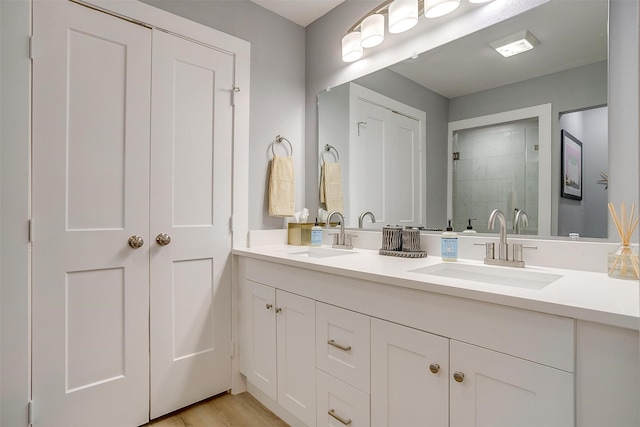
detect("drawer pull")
(453, 372), (465, 383)
(429, 363), (440, 374)
(328, 409), (352, 425)
(328, 339), (352, 352)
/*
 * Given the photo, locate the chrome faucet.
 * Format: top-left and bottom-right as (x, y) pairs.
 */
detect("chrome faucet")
(514, 209), (529, 234)
(358, 211), (376, 228)
(327, 211), (354, 249)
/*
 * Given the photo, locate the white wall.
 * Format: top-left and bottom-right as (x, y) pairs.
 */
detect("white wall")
(1, 0), (31, 426)
(141, 0), (306, 231)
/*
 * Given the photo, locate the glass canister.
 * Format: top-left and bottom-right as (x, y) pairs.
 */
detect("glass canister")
(607, 244), (639, 280)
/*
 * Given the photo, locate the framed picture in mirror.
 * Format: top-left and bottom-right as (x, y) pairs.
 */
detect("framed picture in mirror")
(561, 130), (583, 200)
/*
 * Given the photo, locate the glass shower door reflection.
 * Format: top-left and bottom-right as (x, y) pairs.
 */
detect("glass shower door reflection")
(452, 118), (539, 234)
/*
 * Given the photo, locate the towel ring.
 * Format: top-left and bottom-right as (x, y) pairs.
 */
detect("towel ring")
(322, 144), (340, 164)
(271, 135), (293, 157)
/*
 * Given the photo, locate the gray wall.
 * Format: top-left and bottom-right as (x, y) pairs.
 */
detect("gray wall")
(142, 0), (306, 230)
(608, 0), (639, 242)
(354, 69), (449, 227)
(449, 61), (607, 235)
(1, 0), (31, 425)
(558, 107), (608, 238)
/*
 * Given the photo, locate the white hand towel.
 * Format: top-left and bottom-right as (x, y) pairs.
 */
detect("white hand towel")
(320, 162), (344, 214)
(269, 155), (295, 217)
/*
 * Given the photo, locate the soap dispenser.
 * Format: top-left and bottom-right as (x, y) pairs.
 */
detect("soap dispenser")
(462, 218), (477, 234)
(441, 220), (458, 262)
(311, 218), (323, 246)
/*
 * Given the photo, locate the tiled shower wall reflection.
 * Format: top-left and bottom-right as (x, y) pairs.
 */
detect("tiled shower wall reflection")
(453, 118), (539, 234)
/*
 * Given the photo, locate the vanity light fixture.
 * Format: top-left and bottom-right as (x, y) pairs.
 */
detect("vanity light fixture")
(424, 0), (460, 19)
(361, 14), (385, 48)
(490, 30), (540, 58)
(341, 31), (364, 62)
(341, 0), (495, 63)
(388, 0), (419, 34)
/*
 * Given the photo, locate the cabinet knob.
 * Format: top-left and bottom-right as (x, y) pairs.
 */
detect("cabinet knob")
(265, 303), (273, 310)
(275, 307), (282, 313)
(128, 235), (144, 249)
(155, 233), (172, 246)
(453, 372), (465, 383)
(429, 363), (440, 374)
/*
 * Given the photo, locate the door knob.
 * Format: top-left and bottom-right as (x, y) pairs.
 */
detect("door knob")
(429, 363), (440, 374)
(156, 233), (171, 246)
(453, 372), (465, 383)
(128, 235), (144, 249)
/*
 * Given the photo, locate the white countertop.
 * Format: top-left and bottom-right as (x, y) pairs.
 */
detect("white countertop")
(233, 245), (639, 330)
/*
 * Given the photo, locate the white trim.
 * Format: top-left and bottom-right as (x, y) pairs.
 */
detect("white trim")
(447, 103), (552, 236)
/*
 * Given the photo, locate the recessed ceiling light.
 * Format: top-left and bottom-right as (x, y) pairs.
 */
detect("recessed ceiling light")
(490, 30), (540, 58)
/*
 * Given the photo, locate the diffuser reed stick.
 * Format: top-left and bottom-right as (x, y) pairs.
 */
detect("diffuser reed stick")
(608, 202), (639, 279)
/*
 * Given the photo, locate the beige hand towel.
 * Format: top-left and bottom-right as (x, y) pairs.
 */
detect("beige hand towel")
(269, 155), (295, 217)
(320, 162), (344, 214)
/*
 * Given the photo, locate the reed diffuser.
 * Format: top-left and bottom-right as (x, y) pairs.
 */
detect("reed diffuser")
(607, 202), (639, 280)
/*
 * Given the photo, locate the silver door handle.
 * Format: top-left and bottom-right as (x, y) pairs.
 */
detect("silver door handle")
(328, 409), (352, 425)
(328, 339), (351, 352)
(156, 233), (171, 246)
(128, 235), (144, 249)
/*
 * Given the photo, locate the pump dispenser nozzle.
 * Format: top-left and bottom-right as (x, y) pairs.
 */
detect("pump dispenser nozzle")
(463, 218), (477, 234)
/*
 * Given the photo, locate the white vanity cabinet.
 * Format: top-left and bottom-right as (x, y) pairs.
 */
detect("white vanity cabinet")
(316, 303), (371, 427)
(449, 340), (574, 427)
(371, 318), (449, 427)
(237, 256), (637, 427)
(239, 279), (316, 426)
(316, 370), (371, 427)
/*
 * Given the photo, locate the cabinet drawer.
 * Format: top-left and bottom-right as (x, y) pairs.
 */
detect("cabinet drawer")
(317, 370), (370, 427)
(316, 303), (371, 393)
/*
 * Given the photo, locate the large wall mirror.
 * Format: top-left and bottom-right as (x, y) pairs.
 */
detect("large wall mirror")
(318, 0), (608, 238)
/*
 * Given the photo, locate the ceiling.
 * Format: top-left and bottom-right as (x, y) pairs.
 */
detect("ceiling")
(249, 0), (345, 27)
(388, 1), (608, 99)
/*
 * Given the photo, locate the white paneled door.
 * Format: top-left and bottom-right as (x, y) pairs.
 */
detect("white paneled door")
(32, 2), (152, 425)
(351, 97), (423, 228)
(149, 30), (233, 418)
(32, 2), (235, 425)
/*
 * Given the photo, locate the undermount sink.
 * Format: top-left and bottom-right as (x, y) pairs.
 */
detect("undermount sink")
(290, 247), (357, 259)
(410, 263), (562, 290)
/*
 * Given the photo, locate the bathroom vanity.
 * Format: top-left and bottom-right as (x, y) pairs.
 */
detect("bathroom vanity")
(235, 243), (638, 427)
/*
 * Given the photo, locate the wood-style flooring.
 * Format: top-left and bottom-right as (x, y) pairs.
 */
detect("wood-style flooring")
(148, 392), (289, 427)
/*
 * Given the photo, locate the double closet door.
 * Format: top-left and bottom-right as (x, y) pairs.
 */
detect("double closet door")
(32, 1), (234, 425)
